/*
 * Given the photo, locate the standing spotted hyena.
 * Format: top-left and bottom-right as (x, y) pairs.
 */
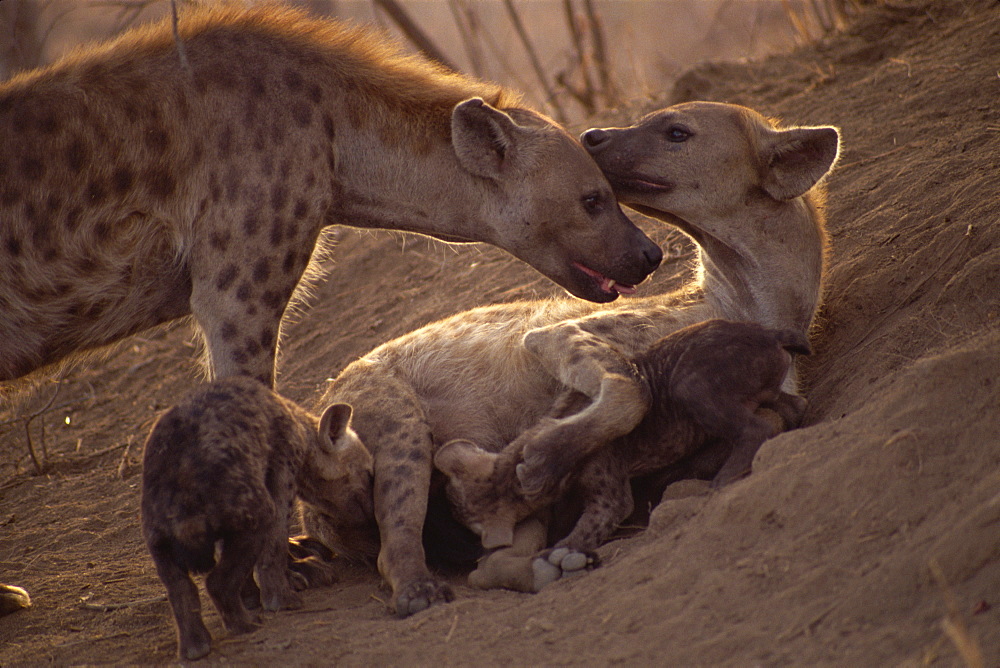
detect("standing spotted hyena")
(141, 376), (373, 661)
(0, 4), (661, 389)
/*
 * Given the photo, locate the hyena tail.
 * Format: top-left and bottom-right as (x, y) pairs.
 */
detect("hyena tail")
(168, 517), (217, 574)
(777, 330), (812, 356)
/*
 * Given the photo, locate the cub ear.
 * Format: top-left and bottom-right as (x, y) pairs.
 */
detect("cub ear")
(434, 439), (497, 480)
(318, 403), (354, 452)
(451, 98), (527, 180)
(761, 126), (840, 200)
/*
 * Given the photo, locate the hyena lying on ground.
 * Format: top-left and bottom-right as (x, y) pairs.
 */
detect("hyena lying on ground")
(299, 102), (840, 615)
(141, 377), (373, 661)
(434, 319), (811, 566)
(0, 3), (660, 390)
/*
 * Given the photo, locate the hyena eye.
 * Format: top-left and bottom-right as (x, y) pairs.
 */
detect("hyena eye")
(582, 192), (605, 216)
(665, 125), (692, 142)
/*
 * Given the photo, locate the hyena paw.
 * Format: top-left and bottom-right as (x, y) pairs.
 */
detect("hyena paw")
(531, 547), (600, 591)
(261, 586), (303, 612)
(0, 584), (31, 616)
(394, 578), (455, 618)
(515, 460), (563, 504)
(287, 536), (339, 589)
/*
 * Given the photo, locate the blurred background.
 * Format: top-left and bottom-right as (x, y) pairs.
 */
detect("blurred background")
(1, 0), (863, 124)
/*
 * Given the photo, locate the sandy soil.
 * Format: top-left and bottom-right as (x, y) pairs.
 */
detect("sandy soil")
(2, 0), (999, 664)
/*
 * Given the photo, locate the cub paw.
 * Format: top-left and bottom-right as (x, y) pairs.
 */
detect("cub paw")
(515, 460), (563, 504)
(394, 579), (455, 618)
(531, 547), (600, 591)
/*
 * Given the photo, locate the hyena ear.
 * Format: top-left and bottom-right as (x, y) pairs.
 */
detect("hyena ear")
(761, 126), (840, 201)
(451, 98), (526, 181)
(433, 439), (497, 481)
(318, 403), (354, 452)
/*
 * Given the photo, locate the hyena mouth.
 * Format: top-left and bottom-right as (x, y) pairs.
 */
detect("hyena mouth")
(607, 172), (675, 196)
(572, 262), (637, 297)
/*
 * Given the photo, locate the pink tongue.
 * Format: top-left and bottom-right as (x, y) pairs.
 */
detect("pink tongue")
(575, 262), (635, 295)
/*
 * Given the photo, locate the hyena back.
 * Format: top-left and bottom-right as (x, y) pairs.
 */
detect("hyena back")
(0, 4), (660, 388)
(140, 376), (372, 661)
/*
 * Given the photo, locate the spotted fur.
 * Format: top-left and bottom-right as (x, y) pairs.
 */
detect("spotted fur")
(299, 102), (840, 610)
(141, 377), (372, 661)
(0, 4), (659, 391)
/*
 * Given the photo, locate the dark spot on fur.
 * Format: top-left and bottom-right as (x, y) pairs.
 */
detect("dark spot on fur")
(209, 231), (230, 251)
(86, 180), (106, 205)
(308, 83), (322, 104)
(217, 126), (234, 159)
(248, 75), (267, 99)
(21, 156), (44, 181)
(94, 221), (113, 242)
(224, 168), (240, 203)
(45, 194), (62, 213)
(271, 184), (287, 212)
(261, 290), (283, 312)
(216, 264), (238, 291)
(66, 138), (88, 173)
(291, 102), (312, 128)
(259, 328), (275, 350)
(243, 336), (262, 357)
(231, 349), (249, 365)
(220, 321), (238, 341)
(281, 249), (296, 274)
(252, 259), (270, 283)
(5, 235), (22, 257)
(0, 189), (20, 208)
(112, 167), (134, 194)
(148, 169), (176, 200)
(270, 121), (285, 146)
(322, 114), (335, 141)
(236, 281), (253, 302)
(38, 113), (59, 135)
(145, 127), (170, 154)
(283, 69), (304, 92)
(243, 210), (261, 236)
(293, 200), (309, 219)
(64, 207), (83, 233)
(269, 220), (284, 245)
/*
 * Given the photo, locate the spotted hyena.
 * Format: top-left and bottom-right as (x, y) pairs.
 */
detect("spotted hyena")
(434, 319), (811, 563)
(140, 376), (373, 661)
(0, 4), (660, 390)
(299, 102), (840, 613)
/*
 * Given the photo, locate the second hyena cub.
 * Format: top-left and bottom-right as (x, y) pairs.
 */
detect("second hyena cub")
(435, 319), (810, 557)
(141, 377), (373, 661)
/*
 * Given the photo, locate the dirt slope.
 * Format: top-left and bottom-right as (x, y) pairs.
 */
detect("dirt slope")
(2, 0), (998, 664)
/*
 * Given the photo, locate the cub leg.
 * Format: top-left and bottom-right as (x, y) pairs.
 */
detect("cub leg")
(149, 543), (212, 661)
(204, 532), (262, 636)
(516, 322), (650, 500)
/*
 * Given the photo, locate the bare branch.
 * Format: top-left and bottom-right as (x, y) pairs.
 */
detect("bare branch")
(372, 0), (459, 72)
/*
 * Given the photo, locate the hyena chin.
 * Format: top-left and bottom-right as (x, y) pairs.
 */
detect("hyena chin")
(141, 377), (373, 661)
(0, 4), (660, 390)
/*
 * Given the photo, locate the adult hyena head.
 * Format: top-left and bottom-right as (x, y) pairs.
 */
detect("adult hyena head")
(449, 101), (663, 303)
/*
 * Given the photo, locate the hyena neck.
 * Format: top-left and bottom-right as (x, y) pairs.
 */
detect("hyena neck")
(695, 196), (825, 335)
(329, 136), (501, 246)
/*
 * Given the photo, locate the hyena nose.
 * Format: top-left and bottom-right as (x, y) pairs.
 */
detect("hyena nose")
(644, 243), (663, 272)
(580, 128), (610, 152)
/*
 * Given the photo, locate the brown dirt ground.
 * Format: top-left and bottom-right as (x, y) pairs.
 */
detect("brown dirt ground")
(2, 0), (999, 664)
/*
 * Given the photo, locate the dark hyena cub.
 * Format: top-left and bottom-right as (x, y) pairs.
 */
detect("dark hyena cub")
(141, 377), (373, 661)
(435, 319), (810, 556)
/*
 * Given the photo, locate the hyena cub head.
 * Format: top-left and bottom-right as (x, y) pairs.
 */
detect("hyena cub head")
(298, 403), (374, 525)
(452, 100), (662, 303)
(434, 439), (535, 549)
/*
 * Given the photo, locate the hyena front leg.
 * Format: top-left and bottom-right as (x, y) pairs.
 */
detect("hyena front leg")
(188, 216), (316, 386)
(342, 375), (454, 617)
(515, 322), (651, 501)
